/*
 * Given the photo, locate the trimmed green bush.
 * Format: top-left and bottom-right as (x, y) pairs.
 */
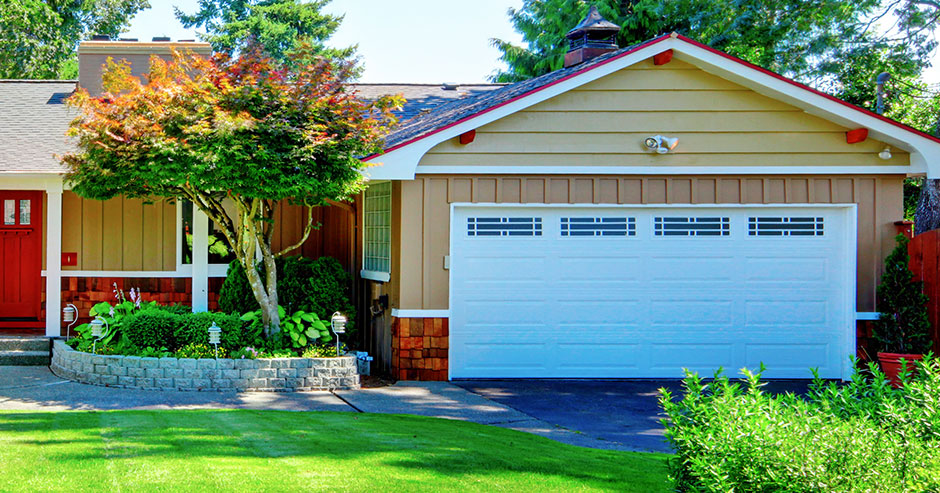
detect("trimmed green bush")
(155, 304), (194, 315)
(173, 312), (259, 351)
(660, 359), (940, 492)
(218, 259), (260, 315)
(874, 234), (932, 354)
(218, 255), (356, 339)
(123, 310), (180, 350)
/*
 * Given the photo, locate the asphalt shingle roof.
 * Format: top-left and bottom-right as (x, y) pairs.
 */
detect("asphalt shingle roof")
(351, 83), (504, 122)
(382, 38), (661, 149)
(0, 80), (77, 174)
(0, 81), (502, 175)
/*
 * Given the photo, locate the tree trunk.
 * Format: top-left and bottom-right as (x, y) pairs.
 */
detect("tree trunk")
(242, 255), (281, 336)
(915, 179), (940, 235)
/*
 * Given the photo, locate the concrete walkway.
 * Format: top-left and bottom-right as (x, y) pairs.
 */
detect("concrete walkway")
(0, 367), (622, 450)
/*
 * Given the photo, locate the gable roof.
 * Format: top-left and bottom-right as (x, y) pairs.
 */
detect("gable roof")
(0, 80), (77, 174)
(367, 34), (940, 180)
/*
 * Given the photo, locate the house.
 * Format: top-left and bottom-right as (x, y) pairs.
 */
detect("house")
(357, 11), (940, 381)
(3, 9), (939, 382)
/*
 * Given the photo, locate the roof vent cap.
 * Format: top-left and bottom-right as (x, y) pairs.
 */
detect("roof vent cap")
(441, 82), (459, 91)
(91, 34), (110, 41)
(118, 38), (138, 42)
(152, 36), (171, 42)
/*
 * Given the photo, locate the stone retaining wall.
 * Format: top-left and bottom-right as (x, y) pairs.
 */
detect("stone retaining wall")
(51, 340), (359, 391)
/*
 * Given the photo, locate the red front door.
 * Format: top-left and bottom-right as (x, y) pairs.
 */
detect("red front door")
(0, 191), (42, 319)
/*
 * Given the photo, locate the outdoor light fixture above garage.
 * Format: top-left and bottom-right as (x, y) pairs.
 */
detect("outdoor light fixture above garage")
(644, 135), (679, 154)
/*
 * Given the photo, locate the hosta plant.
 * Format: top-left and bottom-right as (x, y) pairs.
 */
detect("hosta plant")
(241, 306), (331, 349)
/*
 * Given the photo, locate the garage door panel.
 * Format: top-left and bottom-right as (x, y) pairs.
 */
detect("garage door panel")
(649, 256), (736, 282)
(650, 300), (735, 325)
(744, 300), (829, 326)
(450, 205), (852, 379)
(744, 257), (830, 283)
(556, 256), (642, 281)
(744, 343), (832, 376)
(649, 343), (735, 373)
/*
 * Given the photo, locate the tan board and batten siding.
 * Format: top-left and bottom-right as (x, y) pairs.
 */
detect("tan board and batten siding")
(61, 192), (177, 271)
(418, 59), (909, 169)
(59, 191), (355, 272)
(394, 59), (908, 313)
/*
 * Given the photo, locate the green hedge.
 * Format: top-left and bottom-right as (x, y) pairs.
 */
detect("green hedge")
(660, 359), (940, 492)
(173, 312), (260, 351)
(218, 256), (356, 336)
(123, 310), (180, 349)
(123, 309), (259, 352)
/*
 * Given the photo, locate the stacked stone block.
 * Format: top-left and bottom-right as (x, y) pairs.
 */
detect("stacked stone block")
(51, 340), (359, 391)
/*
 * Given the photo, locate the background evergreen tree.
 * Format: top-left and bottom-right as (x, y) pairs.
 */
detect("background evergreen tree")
(874, 234), (932, 354)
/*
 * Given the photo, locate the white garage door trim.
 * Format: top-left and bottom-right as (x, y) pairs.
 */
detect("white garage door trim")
(448, 203), (858, 381)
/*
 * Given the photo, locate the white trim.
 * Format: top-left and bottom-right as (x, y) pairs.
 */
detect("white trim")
(44, 181), (63, 337)
(391, 309), (450, 318)
(415, 165), (916, 176)
(361, 181), (392, 281)
(365, 36), (940, 179)
(856, 311), (880, 321)
(45, 269), (227, 278)
(447, 202), (859, 381)
(360, 270), (391, 282)
(191, 207), (209, 312)
(448, 202), (858, 209)
(176, 200), (234, 273)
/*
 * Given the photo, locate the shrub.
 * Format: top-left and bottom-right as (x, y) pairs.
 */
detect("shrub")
(173, 312), (260, 351)
(123, 310), (180, 350)
(175, 343), (227, 359)
(660, 359), (940, 492)
(231, 347), (260, 359)
(218, 255), (356, 339)
(874, 234), (932, 354)
(155, 304), (193, 315)
(218, 259), (259, 315)
(302, 343), (346, 358)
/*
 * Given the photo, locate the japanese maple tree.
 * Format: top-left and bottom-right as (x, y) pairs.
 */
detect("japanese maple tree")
(63, 45), (401, 334)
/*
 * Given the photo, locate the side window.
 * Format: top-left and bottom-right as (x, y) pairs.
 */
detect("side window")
(362, 182), (392, 281)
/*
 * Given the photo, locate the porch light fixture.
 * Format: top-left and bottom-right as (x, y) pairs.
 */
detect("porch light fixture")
(63, 304), (78, 339)
(330, 312), (347, 356)
(879, 146), (893, 160)
(208, 322), (222, 359)
(90, 316), (107, 354)
(644, 135), (679, 154)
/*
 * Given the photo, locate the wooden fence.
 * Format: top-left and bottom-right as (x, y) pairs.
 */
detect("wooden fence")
(907, 227), (940, 354)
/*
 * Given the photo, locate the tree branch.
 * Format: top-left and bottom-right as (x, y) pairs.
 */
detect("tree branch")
(275, 205), (316, 257)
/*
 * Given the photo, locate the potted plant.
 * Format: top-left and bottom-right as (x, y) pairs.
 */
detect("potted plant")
(873, 234), (932, 386)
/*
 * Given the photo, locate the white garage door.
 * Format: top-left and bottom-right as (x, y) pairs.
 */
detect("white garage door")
(449, 205), (855, 379)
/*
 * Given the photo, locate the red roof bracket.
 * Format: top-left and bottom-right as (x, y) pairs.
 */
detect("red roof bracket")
(653, 50), (673, 66)
(458, 129), (476, 145)
(846, 128), (869, 144)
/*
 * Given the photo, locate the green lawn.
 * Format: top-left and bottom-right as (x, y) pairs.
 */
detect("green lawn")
(0, 410), (670, 492)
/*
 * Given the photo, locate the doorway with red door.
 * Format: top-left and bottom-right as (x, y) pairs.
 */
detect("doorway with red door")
(0, 191), (43, 325)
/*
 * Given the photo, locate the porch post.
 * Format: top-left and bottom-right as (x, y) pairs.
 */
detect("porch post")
(191, 207), (209, 312)
(45, 179), (63, 337)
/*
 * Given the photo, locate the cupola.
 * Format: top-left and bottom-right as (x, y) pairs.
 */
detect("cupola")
(564, 5), (621, 68)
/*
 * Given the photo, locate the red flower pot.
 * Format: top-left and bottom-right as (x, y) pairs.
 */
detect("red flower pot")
(877, 352), (924, 388)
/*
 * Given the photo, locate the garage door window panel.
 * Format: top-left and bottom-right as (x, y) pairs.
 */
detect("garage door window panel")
(654, 217), (730, 237)
(561, 217), (635, 237)
(467, 217), (542, 237)
(749, 217), (824, 236)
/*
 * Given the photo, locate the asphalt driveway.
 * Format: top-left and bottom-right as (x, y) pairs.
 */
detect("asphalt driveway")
(456, 379), (816, 453)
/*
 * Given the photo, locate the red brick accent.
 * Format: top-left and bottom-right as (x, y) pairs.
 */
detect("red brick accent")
(392, 317), (448, 381)
(59, 276), (222, 327)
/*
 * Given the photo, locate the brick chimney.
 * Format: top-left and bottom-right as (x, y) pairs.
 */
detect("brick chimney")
(77, 37), (212, 96)
(564, 6), (621, 68)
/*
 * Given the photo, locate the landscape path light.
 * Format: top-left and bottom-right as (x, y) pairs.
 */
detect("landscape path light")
(63, 304), (78, 339)
(330, 312), (347, 356)
(90, 316), (107, 354)
(208, 321), (222, 359)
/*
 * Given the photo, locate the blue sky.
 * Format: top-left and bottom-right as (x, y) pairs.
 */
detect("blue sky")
(125, 0), (524, 83)
(125, 1), (939, 85)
